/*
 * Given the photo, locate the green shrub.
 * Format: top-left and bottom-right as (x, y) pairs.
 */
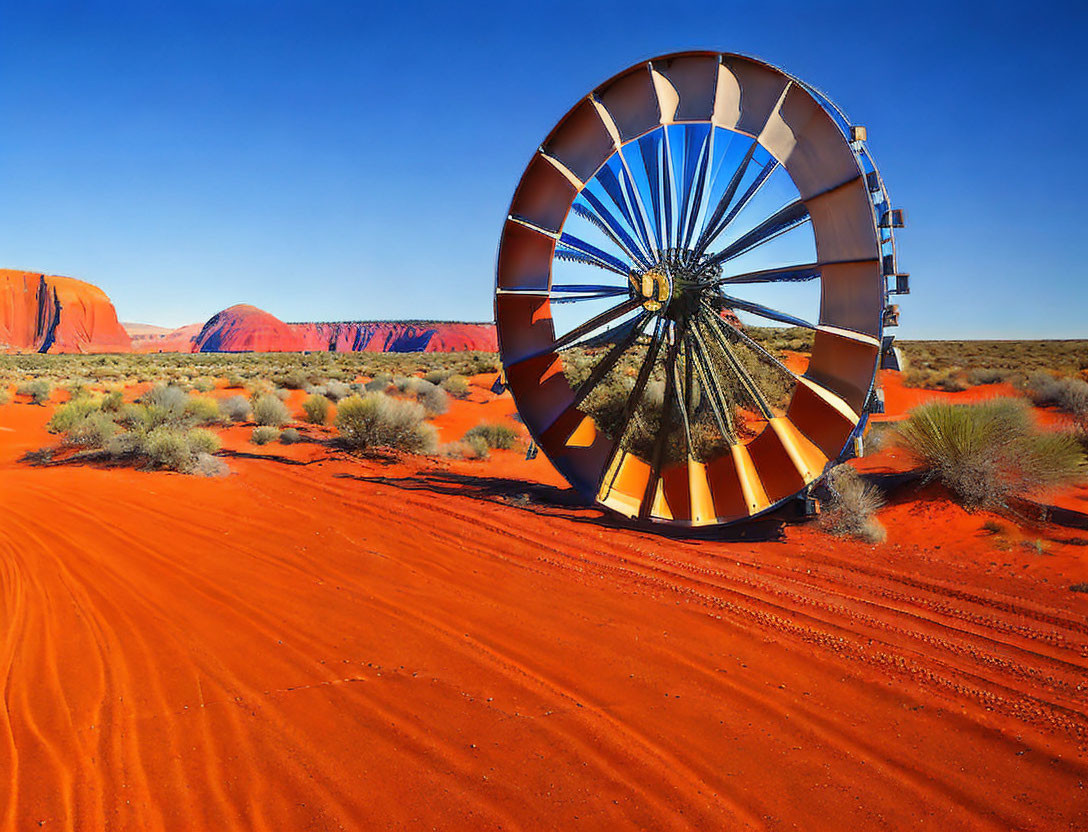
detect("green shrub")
(440, 374), (470, 399)
(324, 381), (352, 402)
(278, 369), (310, 390)
(280, 427), (301, 445)
(191, 377), (215, 393)
(302, 394), (330, 424)
(225, 375), (245, 389)
(145, 427), (192, 472)
(185, 396), (222, 425)
(101, 390), (124, 412)
(219, 395), (251, 422)
(106, 431), (145, 459)
(67, 412), (121, 448)
(192, 452), (229, 477)
(1027, 374), (1088, 427)
(334, 393), (437, 454)
(252, 426), (280, 445)
(424, 369), (453, 385)
(418, 383), (449, 416)
(16, 379), (52, 404)
(48, 398), (102, 433)
(892, 398), (1087, 509)
(364, 373), (393, 393)
(464, 422), (518, 450)
(185, 427), (221, 456)
(140, 384), (189, 417)
(252, 394), (290, 427)
(819, 464), (885, 543)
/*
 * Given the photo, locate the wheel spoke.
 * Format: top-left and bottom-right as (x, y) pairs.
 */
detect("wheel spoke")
(715, 157), (779, 238)
(690, 138), (758, 261)
(639, 324), (680, 520)
(699, 297), (800, 383)
(570, 201), (652, 270)
(569, 311), (653, 408)
(554, 247), (629, 276)
(699, 263), (820, 288)
(593, 164), (656, 263)
(616, 145), (662, 261)
(558, 232), (632, 274)
(714, 293), (815, 330)
(687, 324), (736, 444)
(677, 125), (713, 252)
(697, 308), (775, 419)
(704, 199), (810, 267)
(505, 297), (644, 368)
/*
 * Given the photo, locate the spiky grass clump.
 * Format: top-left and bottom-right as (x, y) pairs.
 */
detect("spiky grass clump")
(16, 379), (52, 404)
(252, 394), (290, 427)
(252, 426), (281, 445)
(301, 394), (330, 424)
(334, 393), (437, 454)
(219, 395), (252, 422)
(819, 464), (886, 543)
(463, 422), (518, 451)
(893, 398), (1086, 509)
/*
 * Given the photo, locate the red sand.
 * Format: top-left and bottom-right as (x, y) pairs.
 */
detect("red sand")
(0, 378), (1086, 830)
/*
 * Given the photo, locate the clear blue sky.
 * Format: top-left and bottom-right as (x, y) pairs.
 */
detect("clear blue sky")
(1, 1), (1085, 338)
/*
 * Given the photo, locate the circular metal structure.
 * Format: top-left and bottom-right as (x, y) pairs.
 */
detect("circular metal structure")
(495, 52), (904, 527)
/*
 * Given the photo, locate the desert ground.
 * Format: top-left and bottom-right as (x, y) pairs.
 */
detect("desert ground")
(0, 353), (1086, 830)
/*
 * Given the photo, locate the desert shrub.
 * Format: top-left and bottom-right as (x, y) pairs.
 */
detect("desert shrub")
(191, 377), (215, 393)
(101, 390), (124, 412)
(334, 393), (437, 454)
(462, 433), (490, 460)
(364, 373), (393, 393)
(302, 394), (330, 424)
(424, 369), (453, 385)
(185, 427), (221, 456)
(191, 452), (229, 477)
(278, 369), (310, 390)
(117, 403), (155, 431)
(145, 427), (193, 472)
(418, 383), (449, 416)
(219, 395), (252, 422)
(17, 379), (52, 404)
(892, 398), (1087, 509)
(67, 412), (121, 448)
(48, 398), (102, 433)
(106, 431), (145, 459)
(252, 394), (290, 427)
(252, 426), (280, 445)
(819, 464), (886, 543)
(324, 381), (352, 402)
(0, 387), (9, 405)
(185, 396), (222, 425)
(440, 374), (470, 399)
(967, 368), (1008, 386)
(464, 422), (518, 450)
(65, 380), (90, 400)
(140, 384), (189, 417)
(280, 427), (301, 445)
(1027, 373), (1088, 426)
(226, 375), (245, 389)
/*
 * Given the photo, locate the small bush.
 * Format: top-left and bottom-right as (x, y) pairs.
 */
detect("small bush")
(280, 427), (301, 445)
(145, 427), (192, 472)
(819, 465), (886, 543)
(892, 398), (1087, 509)
(252, 394), (290, 427)
(191, 377), (215, 393)
(48, 398), (101, 433)
(279, 369), (310, 390)
(252, 426), (280, 445)
(106, 431), (145, 459)
(462, 433), (490, 460)
(185, 427), (221, 456)
(191, 452), (229, 477)
(0, 387), (9, 405)
(424, 369), (453, 385)
(440, 374), (471, 399)
(1027, 373), (1088, 427)
(967, 368), (1008, 386)
(418, 383), (449, 416)
(335, 393), (437, 454)
(185, 396), (222, 425)
(464, 423), (518, 450)
(140, 384), (189, 417)
(17, 379), (52, 404)
(324, 381), (352, 402)
(302, 394), (330, 424)
(101, 390), (124, 412)
(364, 373), (393, 393)
(219, 395), (252, 422)
(225, 375), (245, 389)
(67, 412), (121, 448)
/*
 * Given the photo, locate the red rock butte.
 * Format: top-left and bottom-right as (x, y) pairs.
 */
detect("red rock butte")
(0, 269), (132, 353)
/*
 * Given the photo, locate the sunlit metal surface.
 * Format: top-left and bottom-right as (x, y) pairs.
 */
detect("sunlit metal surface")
(495, 52), (905, 527)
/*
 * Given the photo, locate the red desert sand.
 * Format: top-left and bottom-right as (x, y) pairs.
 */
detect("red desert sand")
(0, 373), (1086, 830)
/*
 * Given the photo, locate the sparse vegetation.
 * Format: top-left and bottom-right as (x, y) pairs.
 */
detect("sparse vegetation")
(818, 464), (886, 543)
(17, 379), (52, 405)
(892, 398), (1087, 509)
(280, 427), (301, 445)
(219, 395), (252, 422)
(252, 394), (290, 427)
(302, 393), (330, 424)
(464, 422), (518, 450)
(334, 393), (437, 454)
(252, 426), (281, 445)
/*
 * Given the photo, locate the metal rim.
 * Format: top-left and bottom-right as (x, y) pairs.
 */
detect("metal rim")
(495, 52), (899, 527)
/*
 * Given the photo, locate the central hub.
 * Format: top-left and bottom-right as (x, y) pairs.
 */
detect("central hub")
(631, 267), (671, 312)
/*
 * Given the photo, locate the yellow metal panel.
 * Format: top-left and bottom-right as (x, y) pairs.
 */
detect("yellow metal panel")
(731, 443), (770, 514)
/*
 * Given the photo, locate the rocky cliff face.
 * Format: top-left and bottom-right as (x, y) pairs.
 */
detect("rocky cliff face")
(0, 269), (132, 353)
(191, 304), (497, 353)
(125, 322), (205, 353)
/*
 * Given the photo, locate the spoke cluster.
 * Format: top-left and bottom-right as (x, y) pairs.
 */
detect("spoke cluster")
(546, 124), (820, 482)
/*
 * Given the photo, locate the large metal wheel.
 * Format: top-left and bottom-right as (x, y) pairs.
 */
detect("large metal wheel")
(495, 52), (905, 527)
